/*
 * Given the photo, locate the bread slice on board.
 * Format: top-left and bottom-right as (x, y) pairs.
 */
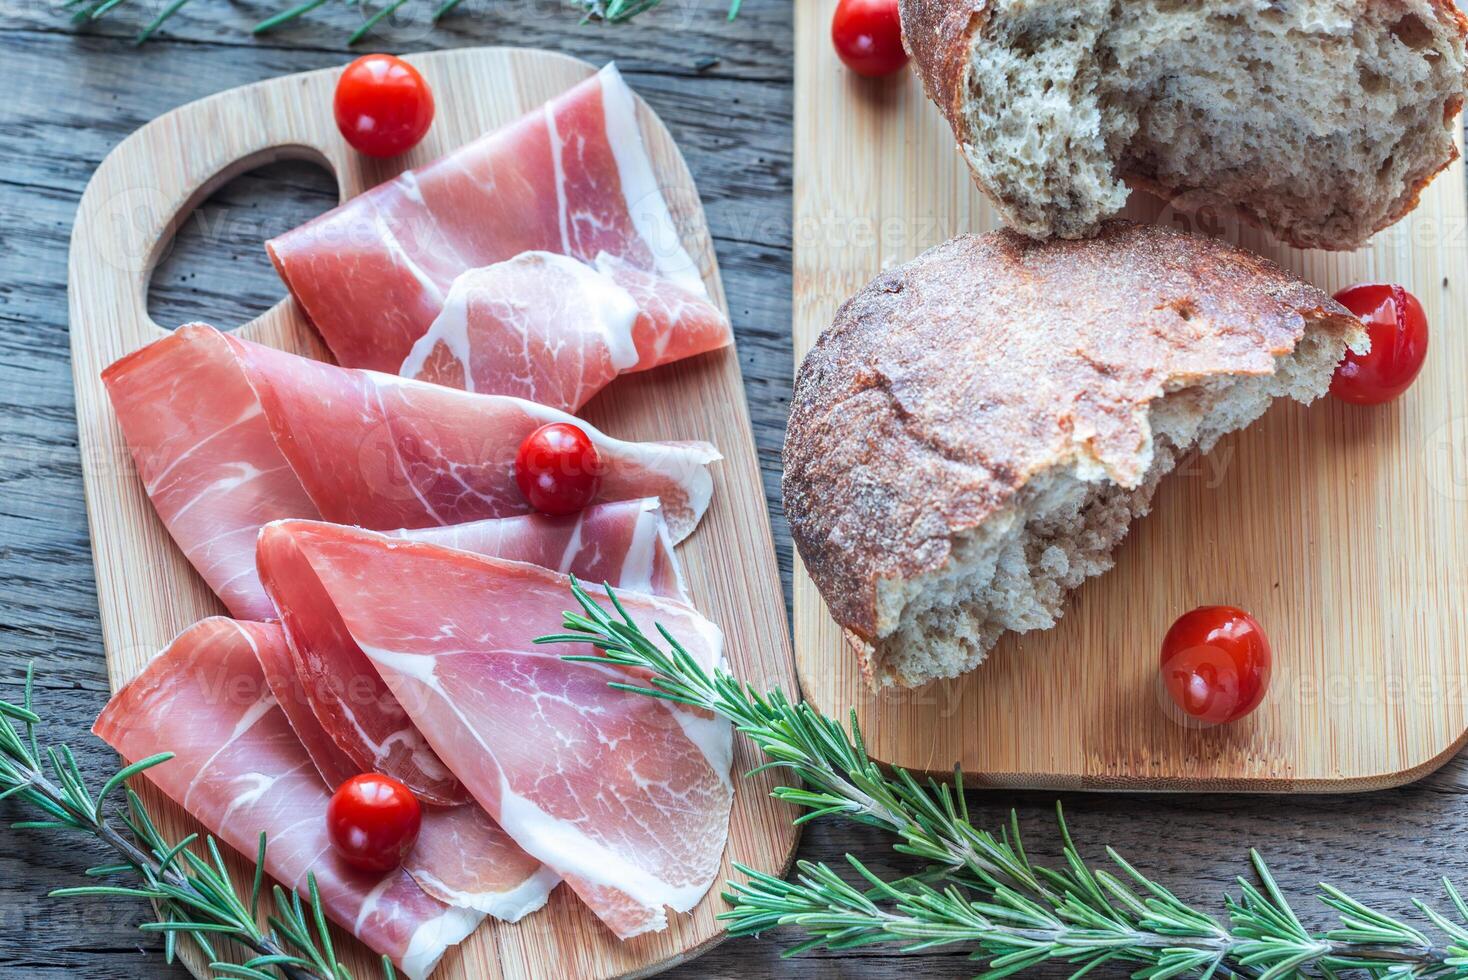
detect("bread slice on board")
(899, 0), (1468, 250)
(783, 221), (1366, 689)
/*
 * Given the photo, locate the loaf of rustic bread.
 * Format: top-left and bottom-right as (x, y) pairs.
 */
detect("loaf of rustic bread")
(783, 222), (1366, 689)
(898, 0), (1468, 249)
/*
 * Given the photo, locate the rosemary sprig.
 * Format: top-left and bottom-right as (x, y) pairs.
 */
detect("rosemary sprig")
(0, 665), (391, 980)
(579, 0), (742, 23)
(66, 0), (742, 45)
(543, 579), (1468, 979)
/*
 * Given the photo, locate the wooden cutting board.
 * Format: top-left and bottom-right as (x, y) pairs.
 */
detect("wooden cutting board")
(793, 1), (1468, 791)
(69, 47), (797, 979)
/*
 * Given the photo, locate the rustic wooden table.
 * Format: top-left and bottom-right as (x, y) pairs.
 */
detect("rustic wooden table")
(4, 2), (1468, 977)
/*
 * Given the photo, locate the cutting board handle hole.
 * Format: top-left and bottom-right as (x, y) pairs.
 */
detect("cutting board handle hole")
(147, 153), (337, 334)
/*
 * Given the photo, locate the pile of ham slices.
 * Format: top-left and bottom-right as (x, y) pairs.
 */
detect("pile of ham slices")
(91, 64), (738, 979)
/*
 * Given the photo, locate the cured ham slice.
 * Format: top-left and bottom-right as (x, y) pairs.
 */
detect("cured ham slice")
(257, 528), (460, 807)
(267, 64), (707, 375)
(595, 252), (732, 373)
(247, 612), (558, 916)
(390, 497), (689, 605)
(232, 333), (715, 535)
(92, 618), (482, 979)
(99, 327), (323, 621)
(256, 498), (690, 806)
(401, 252), (638, 408)
(405, 803), (557, 918)
(399, 250), (731, 410)
(263, 521), (734, 939)
(102, 323), (717, 619)
(400, 252), (731, 412)
(249, 609), (359, 790)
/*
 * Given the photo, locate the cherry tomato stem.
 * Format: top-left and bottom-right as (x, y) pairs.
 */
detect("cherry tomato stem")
(515, 422), (603, 516)
(334, 54), (435, 159)
(327, 773), (422, 873)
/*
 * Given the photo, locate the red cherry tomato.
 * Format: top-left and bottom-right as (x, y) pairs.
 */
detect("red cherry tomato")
(832, 0), (909, 78)
(1160, 606), (1272, 726)
(327, 774), (422, 873)
(334, 54), (435, 158)
(515, 422), (603, 516)
(1330, 283), (1429, 405)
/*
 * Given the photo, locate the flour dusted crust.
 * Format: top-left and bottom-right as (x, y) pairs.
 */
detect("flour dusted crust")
(783, 222), (1364, 687)
(900, 0), (990, 130)
(898, 0), (1468, 249)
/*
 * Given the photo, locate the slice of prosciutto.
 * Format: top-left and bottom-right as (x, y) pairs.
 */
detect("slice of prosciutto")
(256, 498), (690, 805)
(102, 323), (717, 620)
(400, 252), (732, 412)
(264, 521), (734, 939)
(247, 610), (559, 916)
(92, 618), (482, 979)
(390, 497), (690, 605)
(405, 803), (558, 919)
(267, 63), (708, 375)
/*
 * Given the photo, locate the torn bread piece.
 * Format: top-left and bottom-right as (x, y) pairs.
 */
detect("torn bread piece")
(783, 222), (1367, 688)
(900, 0), (1468, 248)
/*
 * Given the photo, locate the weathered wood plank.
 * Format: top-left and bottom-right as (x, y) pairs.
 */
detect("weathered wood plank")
(4, 8), (1468, 979)
(0, 0), (792, 82)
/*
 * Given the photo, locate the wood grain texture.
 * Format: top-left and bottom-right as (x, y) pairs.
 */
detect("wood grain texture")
(67, 46), (797, 979)
(792, 0), (1468, 790)
(10, 5), (1468, 979)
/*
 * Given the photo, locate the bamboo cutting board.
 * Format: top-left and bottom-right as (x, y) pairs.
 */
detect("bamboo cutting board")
(69, 48), (797, 979)
(794, 2), (1468, 790)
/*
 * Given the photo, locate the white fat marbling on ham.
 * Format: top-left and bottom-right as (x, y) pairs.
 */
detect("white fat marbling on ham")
(399, 252), (650, 410)
(398, 277), (475, 391)
(396, 169), (426, 206)
(408, 806), (559, 919)
(400, 251), (729, 410)
(103, 323), (716, 619)
(617, 499), (660, 595)
(598, 67), (704, 295)
(398, 905), (482, 980)
(406, 805), (561, 920)
(389, 498), (690, 604)
(267, 521), (734, 940)
(544, 100), (573, 256)
(373, 207), (447, 310)
(91, 619), (482, 979)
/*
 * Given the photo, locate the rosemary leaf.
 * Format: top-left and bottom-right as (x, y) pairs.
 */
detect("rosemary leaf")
(252, 0), (330, 35)
(346, 0), (409, 46)
(134, 0), (193, 43)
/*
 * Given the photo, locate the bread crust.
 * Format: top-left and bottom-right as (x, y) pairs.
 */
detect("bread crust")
(898, 0), (988, 143)
(898, 0), (1468, 249)
(783, 221), (1359, 646)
